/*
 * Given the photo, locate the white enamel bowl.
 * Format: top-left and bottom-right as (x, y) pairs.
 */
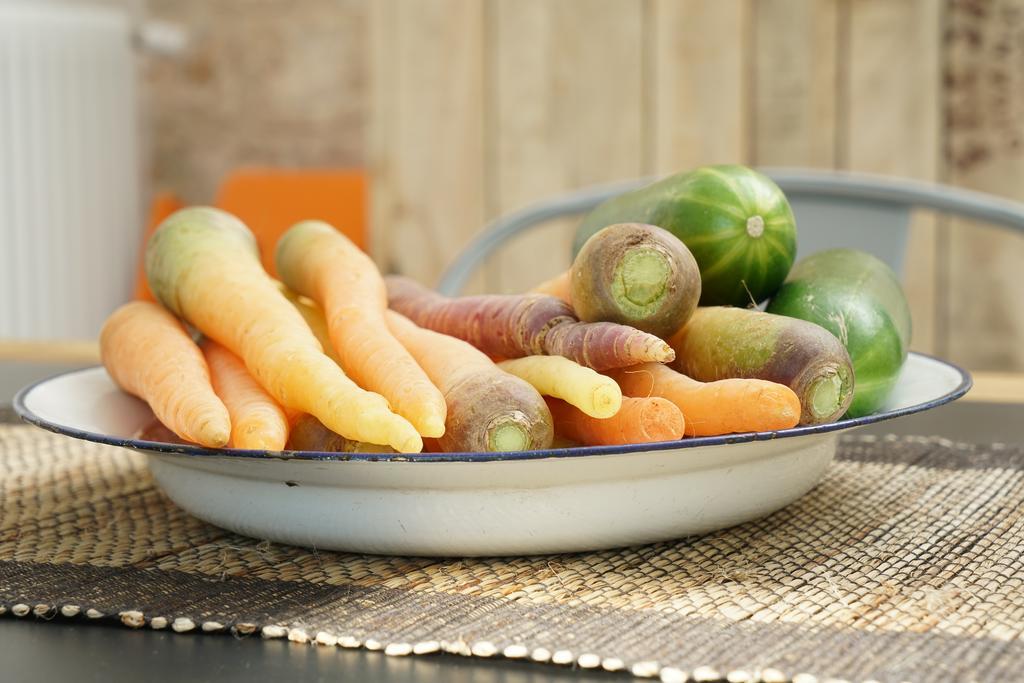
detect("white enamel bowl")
(15, 353), (970, 557)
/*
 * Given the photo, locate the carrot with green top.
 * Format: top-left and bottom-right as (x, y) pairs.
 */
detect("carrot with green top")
(669, 307), (854, 425)
(201, 339), (290, 450)
(385, 276), (674, 371)
(145, 207), (421, 453)
(498, 356), (622, 419)
(606, 363), (801, 436)
(100, 301), (230, 448)
(529, 224), (702, 338)
(385, 311), (553, 452)
(546, 396), (684, 446)
(275, 221), (447, 438)
(570, 223), (701, 338)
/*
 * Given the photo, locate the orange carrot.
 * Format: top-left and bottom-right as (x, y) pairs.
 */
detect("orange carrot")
(607, 363), (801, 437)
(546, 396), (684, 446)
(385, 276), (674, 371)
(201, 339), (290, 450)
(276, 221), (447, 438)
(100, 301), (230, 448)
(530, 271), (572, 303)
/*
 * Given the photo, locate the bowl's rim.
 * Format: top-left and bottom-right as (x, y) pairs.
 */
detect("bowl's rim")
(14, 352), (972, 464)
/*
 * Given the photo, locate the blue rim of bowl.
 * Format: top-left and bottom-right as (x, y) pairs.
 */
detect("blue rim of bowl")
(14, 352), (972, 463)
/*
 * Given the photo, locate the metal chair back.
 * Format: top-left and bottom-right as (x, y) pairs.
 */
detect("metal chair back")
(437, 168), (1024, 296)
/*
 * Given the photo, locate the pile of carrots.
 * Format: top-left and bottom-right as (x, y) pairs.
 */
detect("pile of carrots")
(101, 208), (802, 454)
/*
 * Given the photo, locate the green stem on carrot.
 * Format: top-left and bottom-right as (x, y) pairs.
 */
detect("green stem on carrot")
(808, 372), (844, 422)
(488, 418), (530, 452)
(612, 247), (671, 316)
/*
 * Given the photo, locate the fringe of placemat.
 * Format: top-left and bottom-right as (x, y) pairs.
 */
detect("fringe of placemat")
(1, 601), (831, 683)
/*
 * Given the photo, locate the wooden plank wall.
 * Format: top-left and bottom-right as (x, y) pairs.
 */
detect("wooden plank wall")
(488, 0), (646, 292)
(145, 0), (369, 203)
(944, 0), (1024, 370)
(844, 0), (941, 356)
(370, 0), (1024, 371)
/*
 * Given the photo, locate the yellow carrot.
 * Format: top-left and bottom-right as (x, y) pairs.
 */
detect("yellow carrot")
(201, 339), (289, 450)
(276, 221), (447, 438)
(145, 207), (421, 453)
(498, 356), (622, 419)
(279, 287), (341, 364)
(607, 363), (801, 436)
(100, 301), (230, 448)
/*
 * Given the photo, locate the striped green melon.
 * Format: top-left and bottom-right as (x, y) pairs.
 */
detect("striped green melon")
(574, 165), (797, 307)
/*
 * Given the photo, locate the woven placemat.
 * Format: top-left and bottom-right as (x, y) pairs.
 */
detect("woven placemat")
(2, 418), (1023, 683)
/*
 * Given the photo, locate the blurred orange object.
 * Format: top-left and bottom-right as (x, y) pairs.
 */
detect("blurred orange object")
(134, 169), (368, 300)
(215, 169), (368, 277)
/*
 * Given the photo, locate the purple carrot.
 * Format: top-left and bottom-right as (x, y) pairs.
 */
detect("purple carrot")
(385, 276), (674, 371)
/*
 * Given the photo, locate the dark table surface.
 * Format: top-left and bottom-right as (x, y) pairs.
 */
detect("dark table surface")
(2, 362), (1022, 682)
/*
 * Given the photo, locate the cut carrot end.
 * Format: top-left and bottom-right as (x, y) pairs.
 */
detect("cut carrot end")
(489, 421), (530, 452)
(589, 384), (623, 419)
(639, 398), (685, 441)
